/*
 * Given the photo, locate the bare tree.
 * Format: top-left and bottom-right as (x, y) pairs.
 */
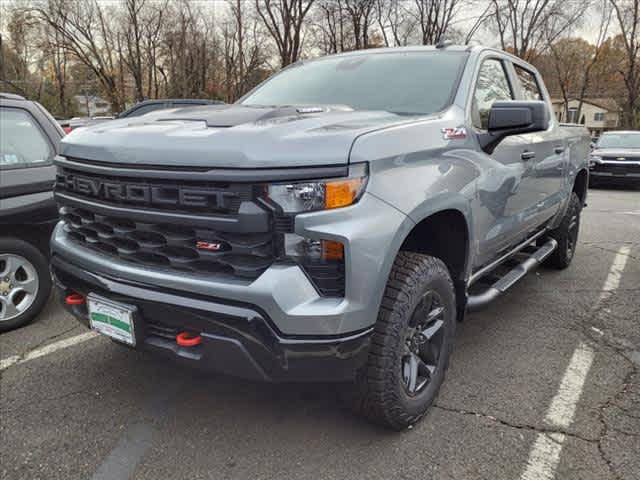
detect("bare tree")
(221, 0), (267, 101)
(464, 2), (493, 44)
(574, 1), (611, 121)
(314, 0), (349, 53)
(31, 0), (125, 112)
(375, 0), (416, 47)
(342, 0), (376, 49)
(413, 0), (462, 45)
(121, 0), (146, 102)
(490, 0), (587, 61)
(42, 21), (71, 116)
(610, 0), (640, 129)
(141, 0), (167, 98)
(1, 8), (34, 96)
(255, 0), (316, 67)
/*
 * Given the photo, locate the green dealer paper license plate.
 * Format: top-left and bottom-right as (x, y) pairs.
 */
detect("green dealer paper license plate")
(88, 294), (137, 346)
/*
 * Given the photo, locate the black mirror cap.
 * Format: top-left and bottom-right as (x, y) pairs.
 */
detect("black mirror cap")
(480, 100), (549, 154)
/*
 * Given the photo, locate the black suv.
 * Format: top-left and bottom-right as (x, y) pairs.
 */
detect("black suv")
(116, 98), (222, 118)
(0, 93), (64, 331)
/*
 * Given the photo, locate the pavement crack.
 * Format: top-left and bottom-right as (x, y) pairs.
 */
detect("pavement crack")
(582, 243), (640, 261)
(431, 404), (597, 443)
(0, 324), (82, 374)
(583, 331), (639, 480)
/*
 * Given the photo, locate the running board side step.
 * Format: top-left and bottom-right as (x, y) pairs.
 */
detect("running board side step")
(466, 239), (558, 312)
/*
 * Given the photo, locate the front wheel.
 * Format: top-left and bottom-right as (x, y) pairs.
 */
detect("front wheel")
(0, 238), (51, 332)
(350, 252), (456, 430)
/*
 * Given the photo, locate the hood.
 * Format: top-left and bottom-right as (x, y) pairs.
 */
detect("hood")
(60, 104), (414, 168)
(592, 147), (640, 159)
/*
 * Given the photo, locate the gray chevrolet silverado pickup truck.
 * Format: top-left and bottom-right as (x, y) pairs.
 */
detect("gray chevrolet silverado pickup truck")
(51, 45), (589, 429)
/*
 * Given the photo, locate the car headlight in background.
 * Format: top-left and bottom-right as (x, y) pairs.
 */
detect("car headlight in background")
(265, 163), (368, 213)
(589, 155), (602, 168)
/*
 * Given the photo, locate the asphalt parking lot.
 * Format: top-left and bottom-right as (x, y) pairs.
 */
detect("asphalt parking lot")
(1, 187), (638, 480)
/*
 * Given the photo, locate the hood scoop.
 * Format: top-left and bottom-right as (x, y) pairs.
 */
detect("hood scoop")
(150, 103), (355, 128)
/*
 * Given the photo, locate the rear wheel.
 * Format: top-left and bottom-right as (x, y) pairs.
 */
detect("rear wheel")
(544, 192), (582, 270)
(0, 238), (51, 332)
(350, 252), (456, 430)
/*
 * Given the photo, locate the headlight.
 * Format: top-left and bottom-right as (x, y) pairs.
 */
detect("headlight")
(589, 155), (602, 167)
(265, 163), (368, 213)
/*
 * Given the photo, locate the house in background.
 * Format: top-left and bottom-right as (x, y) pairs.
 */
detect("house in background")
(551, 98), (620, 138)
(73, 95), (111, 117)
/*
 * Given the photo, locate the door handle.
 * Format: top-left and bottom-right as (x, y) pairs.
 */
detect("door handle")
(554, 146), (565, 154)
(521, 151), (536, 161)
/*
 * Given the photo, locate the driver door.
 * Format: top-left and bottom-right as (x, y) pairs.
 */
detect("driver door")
(471, 57), (539, 266)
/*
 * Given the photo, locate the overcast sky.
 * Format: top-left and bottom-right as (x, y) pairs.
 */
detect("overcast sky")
(0, 0), (617, 49)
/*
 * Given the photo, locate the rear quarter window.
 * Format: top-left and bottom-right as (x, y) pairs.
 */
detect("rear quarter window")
(514, 65), (543, 101)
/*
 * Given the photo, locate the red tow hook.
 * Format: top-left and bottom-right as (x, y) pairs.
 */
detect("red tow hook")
(65, 293), (85, 305)
(176, 332), (202, 347)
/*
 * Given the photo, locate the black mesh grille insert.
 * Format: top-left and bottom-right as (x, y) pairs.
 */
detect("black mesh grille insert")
(60, 206), (274, 278)
(592, 163), (640, 175)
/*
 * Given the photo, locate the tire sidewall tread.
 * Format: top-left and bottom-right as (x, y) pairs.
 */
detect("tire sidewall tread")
(545, 193), (582, 270)
(0, 237), (51, 332)
(352, 251), (456, 430)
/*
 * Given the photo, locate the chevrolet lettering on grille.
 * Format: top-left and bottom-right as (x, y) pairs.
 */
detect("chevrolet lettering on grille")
(56, 173), (238, 209)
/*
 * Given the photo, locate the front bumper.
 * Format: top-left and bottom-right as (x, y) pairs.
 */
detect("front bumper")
(590, 162), (640, 186)
(50, 190), (413, 380)
(50, 192), (412, 336)
(52, 257), (372, 382)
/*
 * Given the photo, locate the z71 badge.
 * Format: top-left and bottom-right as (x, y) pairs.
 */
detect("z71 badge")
(442, 127), (467, 140)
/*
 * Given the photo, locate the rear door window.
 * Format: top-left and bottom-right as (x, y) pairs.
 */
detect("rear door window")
(472, 59), (514, 129)
(514, 65), (543, 101)
(0, 108), (53, 169)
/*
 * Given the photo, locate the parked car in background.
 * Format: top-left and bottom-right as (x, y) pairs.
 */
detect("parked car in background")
(58, 99), (223, 133)
(589, 131), (640, 187)
(58, 116), (114, 134)
(0, 93), (64, 331)
(115, 98), (223, 119)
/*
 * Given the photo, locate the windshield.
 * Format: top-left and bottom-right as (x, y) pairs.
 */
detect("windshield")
(597, 133), (640, 149)
(241, 51), (467, 115)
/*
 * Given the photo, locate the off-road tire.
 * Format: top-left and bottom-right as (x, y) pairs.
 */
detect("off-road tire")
(544, 193), (582, 270)
(350, 252), (456, 430)
(0, 238), (51, 332)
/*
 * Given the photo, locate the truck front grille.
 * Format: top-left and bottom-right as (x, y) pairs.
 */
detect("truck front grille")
(60, 207), (273, 278)
(55, 158), (275, 280)
(592, 163), (640, 175)
(601, 156), (640, 162)
(55, 156), (346, 296)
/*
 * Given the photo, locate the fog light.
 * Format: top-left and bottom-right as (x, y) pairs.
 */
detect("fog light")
(284, 234), (345, 296)
(284, 234), (344, 261)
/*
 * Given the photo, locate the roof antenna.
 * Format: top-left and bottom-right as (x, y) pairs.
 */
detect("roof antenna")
(436, 37), (454, 49)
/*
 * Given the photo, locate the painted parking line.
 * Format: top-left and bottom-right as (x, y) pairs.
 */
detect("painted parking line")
(520, 246), (631, 480)
(0, 331), (99, 372)
(91, 379), (183, 480)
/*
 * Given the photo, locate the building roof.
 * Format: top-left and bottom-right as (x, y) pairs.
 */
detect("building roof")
(550, 97), (620, 112)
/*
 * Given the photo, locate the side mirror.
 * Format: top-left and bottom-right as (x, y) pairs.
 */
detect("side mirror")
(478, 101), (549, 154)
